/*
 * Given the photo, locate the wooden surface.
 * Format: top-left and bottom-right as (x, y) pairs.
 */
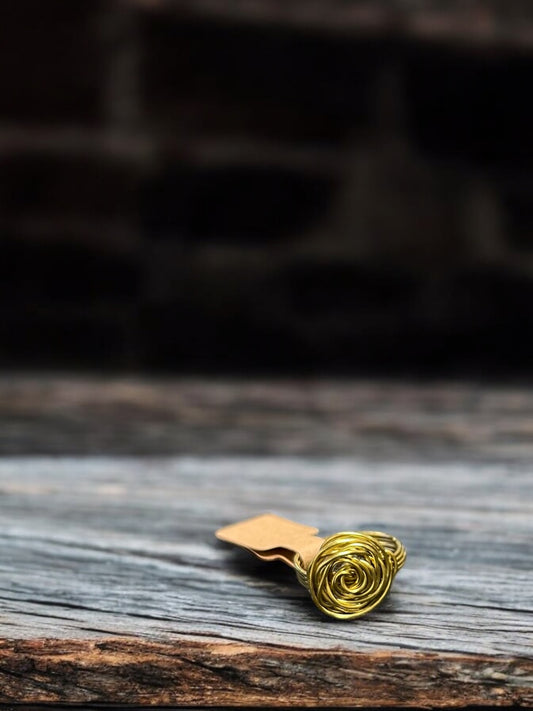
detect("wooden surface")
(3, 376), (533, 460)
(0, 377), (532, 707)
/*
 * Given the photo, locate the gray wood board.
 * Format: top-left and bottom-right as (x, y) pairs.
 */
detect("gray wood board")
(0, 456), (531, 705)
(2, 377), (533, 461)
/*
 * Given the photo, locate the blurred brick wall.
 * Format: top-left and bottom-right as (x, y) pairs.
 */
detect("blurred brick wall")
(1, 1), (533, 374)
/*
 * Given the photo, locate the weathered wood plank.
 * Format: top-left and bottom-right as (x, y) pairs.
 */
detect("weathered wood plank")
(2, 376), (533, 460)
(0, 456), (531, 705)
(0, 639), (529, 707)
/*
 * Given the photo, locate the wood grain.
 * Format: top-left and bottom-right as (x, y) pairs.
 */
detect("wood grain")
(0, 639), (529, 707)
(3, 376), (533, 460)
(0, 453), (531, 706)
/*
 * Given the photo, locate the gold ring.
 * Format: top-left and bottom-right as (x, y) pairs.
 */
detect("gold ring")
(294, 530), (406, 619)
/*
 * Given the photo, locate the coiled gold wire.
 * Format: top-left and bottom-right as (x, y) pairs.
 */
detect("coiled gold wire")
(294, 531), (406, 619)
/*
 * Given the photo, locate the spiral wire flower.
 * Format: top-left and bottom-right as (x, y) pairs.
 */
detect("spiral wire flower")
(294, 531), (406, 619)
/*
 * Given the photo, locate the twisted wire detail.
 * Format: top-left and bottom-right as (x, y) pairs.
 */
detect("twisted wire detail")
(294, 531), (406, 619)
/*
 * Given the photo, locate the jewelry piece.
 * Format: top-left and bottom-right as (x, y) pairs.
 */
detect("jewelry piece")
(216, 513), (406, 620)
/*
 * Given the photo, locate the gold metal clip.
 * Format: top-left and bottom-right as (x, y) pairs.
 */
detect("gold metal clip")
(216, 513), (406, 620)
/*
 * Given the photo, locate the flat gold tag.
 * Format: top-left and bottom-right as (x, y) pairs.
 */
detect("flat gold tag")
(216, 513), (324, 568)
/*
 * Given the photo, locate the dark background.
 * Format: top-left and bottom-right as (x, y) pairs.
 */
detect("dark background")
(2, 0), (533, 377)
